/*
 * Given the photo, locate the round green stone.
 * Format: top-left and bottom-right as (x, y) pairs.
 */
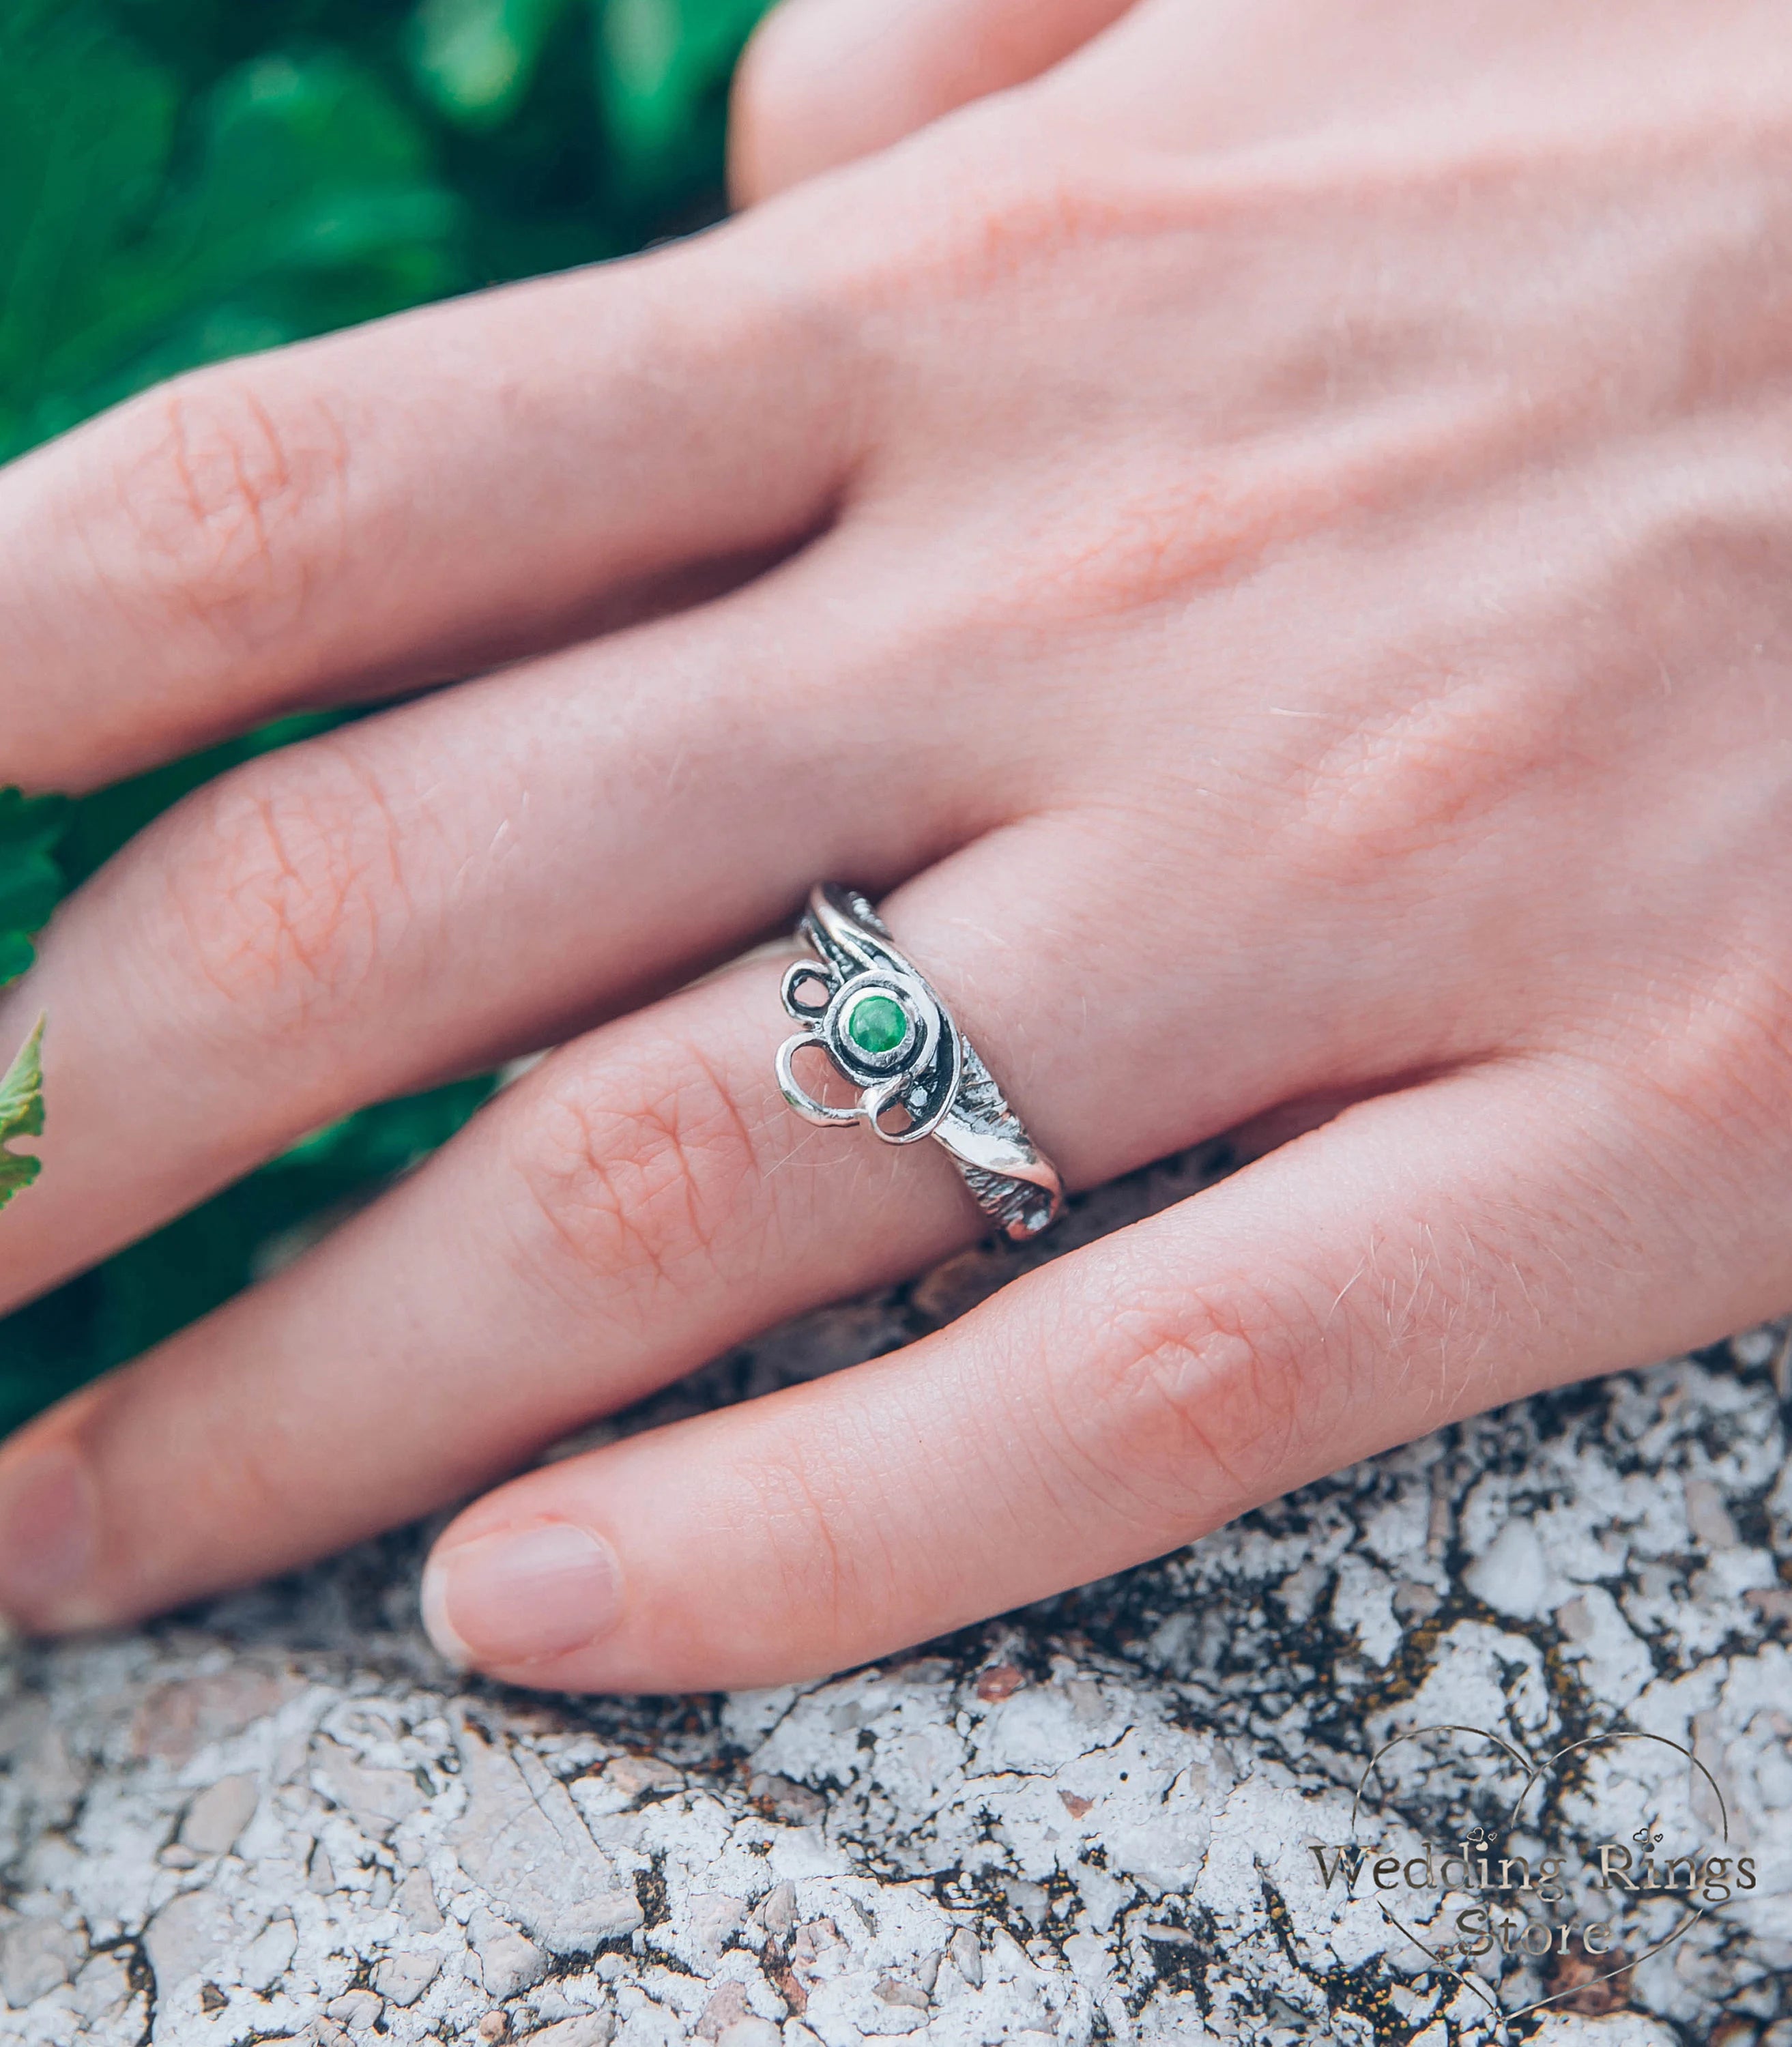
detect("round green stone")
(847, 993), (908, 1056)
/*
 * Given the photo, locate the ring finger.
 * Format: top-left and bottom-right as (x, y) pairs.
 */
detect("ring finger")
(0, 819), (1497, 1635)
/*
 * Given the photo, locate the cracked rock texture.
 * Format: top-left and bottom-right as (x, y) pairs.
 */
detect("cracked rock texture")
(3, 1151), (1789, 2044)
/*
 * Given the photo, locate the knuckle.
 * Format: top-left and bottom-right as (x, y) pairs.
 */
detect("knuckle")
(1715, 957), (1792, 1105)
(1070, 1277), (1334, 1527)
(162, 746), (409, 1037)
(1293, 681), (1567, 886)
(927, 151), (1122, 295)
(101, 366), (351, 652)
(829, 126), (1116, 322)
(738, 1447), (861, 1646)
(1631, 946), (1792, 1144)
(1007, 467), (1295, 628)
(507, 1039), (766, 1301)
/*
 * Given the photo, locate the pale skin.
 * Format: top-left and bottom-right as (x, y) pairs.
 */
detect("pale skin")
(1, 0), (1790, 1691)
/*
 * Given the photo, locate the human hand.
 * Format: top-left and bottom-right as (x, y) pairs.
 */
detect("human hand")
(2, 0), (1790, 1691)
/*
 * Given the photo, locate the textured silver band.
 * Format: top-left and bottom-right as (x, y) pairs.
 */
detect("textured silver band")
(775, 884), (1065, 1243)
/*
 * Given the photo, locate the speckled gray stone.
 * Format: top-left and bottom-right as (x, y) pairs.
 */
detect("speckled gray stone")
(1, 1150), (1789, 2045)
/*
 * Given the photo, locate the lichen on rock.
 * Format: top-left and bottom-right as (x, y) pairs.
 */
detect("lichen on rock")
(1, 1152), (1788, 2044)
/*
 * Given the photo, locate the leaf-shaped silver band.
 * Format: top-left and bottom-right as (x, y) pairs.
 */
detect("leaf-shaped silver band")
(776, 884), (1065, 1243)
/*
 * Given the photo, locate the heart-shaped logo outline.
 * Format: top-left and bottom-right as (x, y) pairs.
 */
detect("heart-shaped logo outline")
(1346, 1724), (1729, 2029)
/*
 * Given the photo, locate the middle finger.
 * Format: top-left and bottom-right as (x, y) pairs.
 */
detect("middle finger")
(0, 534), (994, 1311)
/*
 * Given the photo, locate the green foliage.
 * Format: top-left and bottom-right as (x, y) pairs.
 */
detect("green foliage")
(0, 0), (767, 1429)
(0, 791), (60, 1225)
(0, 789), (68, 988)
(0, 3), (460, 461)
(597, 0), (771, 179)
(412, 0), (578, 128)
(0, 1017), (46, 1215)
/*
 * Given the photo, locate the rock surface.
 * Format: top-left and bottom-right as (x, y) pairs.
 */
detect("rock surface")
(2, 1150), (1789, 2044)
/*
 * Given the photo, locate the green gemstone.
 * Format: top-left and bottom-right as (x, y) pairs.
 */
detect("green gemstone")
(847, 993), (908, 1056)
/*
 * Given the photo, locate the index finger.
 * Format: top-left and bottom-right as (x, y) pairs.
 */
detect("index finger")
(0, 202), (857, 794)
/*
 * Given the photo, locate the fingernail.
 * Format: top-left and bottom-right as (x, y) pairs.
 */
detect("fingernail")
(422, 1521), (624, 1670)
(0, 1441), (98, 1629)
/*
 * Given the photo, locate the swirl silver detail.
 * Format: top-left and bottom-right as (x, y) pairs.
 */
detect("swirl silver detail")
(776, 884), (1065, 1242)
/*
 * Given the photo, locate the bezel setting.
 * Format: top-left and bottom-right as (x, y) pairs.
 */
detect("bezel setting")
(774, 885), (1065, 1238)
(836, 982), (920, 1073)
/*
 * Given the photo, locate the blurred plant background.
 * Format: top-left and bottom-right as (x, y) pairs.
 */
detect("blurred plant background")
(0, 0), (770, 1431)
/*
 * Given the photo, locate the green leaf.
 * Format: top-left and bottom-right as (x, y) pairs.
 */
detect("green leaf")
(0, 0), (772, 1435)
(0, 852), (62, 940)
(0, 3), (178, 454)
(594, 0), (765, 180)
(0, 10), (463, 461)
(412, 0), (577, 126)
(0, 788), (69, 989)
(0, 1017), (46, 1214)
(0, 787), (68, 857)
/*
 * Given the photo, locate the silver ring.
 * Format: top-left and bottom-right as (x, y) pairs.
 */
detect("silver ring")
(775, 884), (1065, 1242)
